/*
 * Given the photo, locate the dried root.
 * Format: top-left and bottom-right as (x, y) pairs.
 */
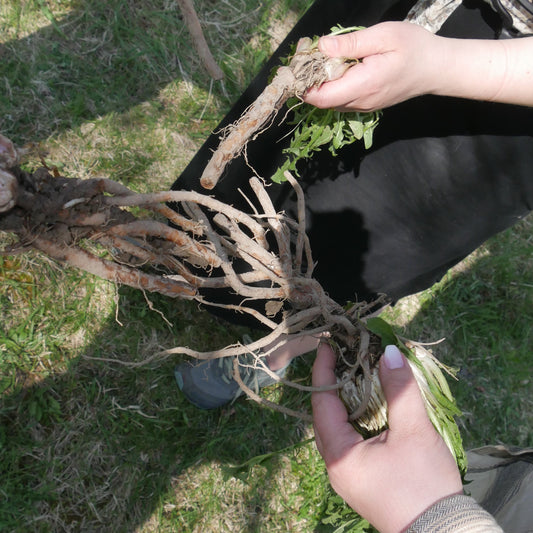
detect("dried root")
(176, 0), (224, 80)
(200, 38), (353, 190)
(0, 130), (466, 471)
(0, 156), (388, 418)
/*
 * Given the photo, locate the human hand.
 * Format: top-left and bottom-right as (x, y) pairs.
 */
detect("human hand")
(304, 21), (443, 112)
(312, 343), (462, 533)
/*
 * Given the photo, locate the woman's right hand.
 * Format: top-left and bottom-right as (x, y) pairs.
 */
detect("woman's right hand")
(304, 21), (442, 112)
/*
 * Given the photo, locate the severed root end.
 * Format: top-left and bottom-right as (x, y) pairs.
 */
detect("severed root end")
(0, 169), (18, 213)
(0, 133), (20, 213)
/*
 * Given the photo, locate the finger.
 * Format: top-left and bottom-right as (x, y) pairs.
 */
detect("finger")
(378, 345), (431, 435)
(311, 341), (337, 388)
(303, 62), (377, 111)
(312, 343), (362, 461)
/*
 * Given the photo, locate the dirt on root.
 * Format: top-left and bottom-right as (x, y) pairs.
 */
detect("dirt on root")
(0, 166), (135, 248)
(334, 330), (383, 378)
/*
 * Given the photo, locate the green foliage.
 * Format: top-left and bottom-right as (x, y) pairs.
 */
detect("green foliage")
(366, 316), (467, 476)
(321, 492), (376, 532)
(365, 316), (399, 348)
(272, 24), (381, 183)
(272, 103), (381, 183)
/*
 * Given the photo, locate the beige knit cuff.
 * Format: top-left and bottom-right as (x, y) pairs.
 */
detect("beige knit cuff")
(406, 494), (503, 533)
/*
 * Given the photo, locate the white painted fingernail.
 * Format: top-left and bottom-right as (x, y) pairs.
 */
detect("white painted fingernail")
(383, 345), (404, 369)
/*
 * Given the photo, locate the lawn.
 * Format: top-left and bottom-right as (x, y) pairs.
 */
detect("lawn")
(1, 1), (531, 531)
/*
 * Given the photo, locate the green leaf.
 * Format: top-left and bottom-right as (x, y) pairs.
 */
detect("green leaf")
(329, 24), (366, 36)
(363, 127), (374, 149)
(365, 317), (398, 347)
(348, 118), (364, 139)
(332, 121), (344, 150)
(221, 437), (315, 481)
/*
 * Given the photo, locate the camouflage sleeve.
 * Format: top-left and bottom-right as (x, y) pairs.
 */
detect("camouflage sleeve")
(486, 0), (533, 34)
(406, 494), (503, 533)
(406, 0), (533, 35)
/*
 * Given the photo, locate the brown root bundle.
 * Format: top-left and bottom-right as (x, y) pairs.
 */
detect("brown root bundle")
(0, 158), (388, 420)
(1, 161), (466, 476)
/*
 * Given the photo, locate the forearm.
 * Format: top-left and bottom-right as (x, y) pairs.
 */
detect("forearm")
(306, 22), (533, 111)
(430, 35), (533, 106)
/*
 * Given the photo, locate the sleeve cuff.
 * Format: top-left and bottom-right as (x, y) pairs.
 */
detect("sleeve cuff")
(406, 494), (503, 532)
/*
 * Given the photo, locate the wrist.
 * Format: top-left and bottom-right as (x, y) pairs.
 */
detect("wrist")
(428, 37), (507, 102)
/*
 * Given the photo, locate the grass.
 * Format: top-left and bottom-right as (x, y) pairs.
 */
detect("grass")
(1, 1), (532, 531)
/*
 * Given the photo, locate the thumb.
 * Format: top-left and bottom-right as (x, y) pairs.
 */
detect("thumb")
(318, 26), (383, 59)
(318, 32), (361, 58)
(378, 345), (430, 434)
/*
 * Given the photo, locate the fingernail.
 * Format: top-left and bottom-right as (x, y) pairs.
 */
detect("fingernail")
(319, 36), (338, 54)
(383, 345), (404, 369)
